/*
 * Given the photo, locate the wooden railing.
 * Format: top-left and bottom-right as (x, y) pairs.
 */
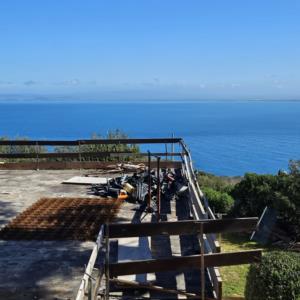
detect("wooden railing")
(75, 225), (106, 300)
(1, 138), (227, 299)
(0, 137), (182, 170)
(180, 140), (223, 300)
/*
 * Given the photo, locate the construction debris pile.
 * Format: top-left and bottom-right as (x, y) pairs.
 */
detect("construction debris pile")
(90, 168), (189, 208)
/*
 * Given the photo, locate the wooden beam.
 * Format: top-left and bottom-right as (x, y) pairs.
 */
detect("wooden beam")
(0, 151), (182, 159)
(109, 250), (262, 276)
(0, 138), (182, 146)
(0, 160), (182, 170)
(108, 218), (258, 238)
(110, 278), (213, 299)
(76, 225), (105, 300)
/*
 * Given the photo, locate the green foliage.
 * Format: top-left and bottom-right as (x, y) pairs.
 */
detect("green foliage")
(54, 129), (140, 161)
(197, 170), (236, 192)
(230, 165), (300, 239)
(245, 251), (300, 300)
(0, 136), (9, 155)
(0, 136), (46, 162)
(230, 173), (275, 216)
(197, 171), (237, 214)
(203, 187), (234, 213)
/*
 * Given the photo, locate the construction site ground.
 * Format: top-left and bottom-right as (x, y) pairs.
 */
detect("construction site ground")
(0, 170), (102, 299)
(0, 169), (211, 300)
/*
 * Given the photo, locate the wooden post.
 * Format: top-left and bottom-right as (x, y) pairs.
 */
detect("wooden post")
(78, 141), (82, 174)
(105, 223), (110, 300)
(156, 156), (161, 221)
(35, 141), (39, 171)
(147, 151), (151, 210)
(200, 222), (205, 300)
(165, 143), (168, 161)
(171, 133), (174, 161)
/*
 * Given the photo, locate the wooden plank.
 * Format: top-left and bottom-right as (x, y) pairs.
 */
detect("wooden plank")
(62, 176), (111, 185)
(108, 218), (258, 238)
(76, 225), (105, 300)
(109, 250), (262, 276)
(0, 160), (182, 170)
(0, 152), (182, 159)
(0, 138), (182, 146)
(181, 149), (223, 299)
(110, 278), (215, 300)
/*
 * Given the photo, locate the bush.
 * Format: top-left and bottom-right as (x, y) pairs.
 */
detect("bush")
(203, 187), (234, 213)
(230, 168), (300, 240)
(197, 171), (236, 192)
(245, 251), (300, 300)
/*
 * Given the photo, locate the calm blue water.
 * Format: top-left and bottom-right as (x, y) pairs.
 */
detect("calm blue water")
(0, 101), (299, 176)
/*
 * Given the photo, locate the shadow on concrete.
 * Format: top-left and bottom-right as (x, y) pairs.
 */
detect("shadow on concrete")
(0, 240), (93, 300)
(0, 200), (17, 227)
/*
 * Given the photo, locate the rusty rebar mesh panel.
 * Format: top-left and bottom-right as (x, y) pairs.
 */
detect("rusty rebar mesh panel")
(0, 197), (122, 241)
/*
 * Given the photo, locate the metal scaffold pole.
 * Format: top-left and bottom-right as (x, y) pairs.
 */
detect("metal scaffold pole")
(147, 151), (151, 210)
(156, 156), (161, 221)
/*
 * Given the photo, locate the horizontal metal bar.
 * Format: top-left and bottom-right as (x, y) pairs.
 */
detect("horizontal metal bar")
(108, 218), (258, 238)
(0, 152), (182, 159)
(0, 160), (182, 170)
(110, 250), (262, 276)
(0, 138), (182, 146)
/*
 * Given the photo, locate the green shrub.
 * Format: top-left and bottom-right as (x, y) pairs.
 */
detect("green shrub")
(203, 187), (234, 213)
(245, 251), (300, 300)
(230, 168), (300, 239)
(197, 171), (236, 192)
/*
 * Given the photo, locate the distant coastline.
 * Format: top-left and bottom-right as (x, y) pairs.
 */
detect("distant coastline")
(1, 98), (300, 104)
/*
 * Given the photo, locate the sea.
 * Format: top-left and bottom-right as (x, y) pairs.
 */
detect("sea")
(0, 100), (299, 176)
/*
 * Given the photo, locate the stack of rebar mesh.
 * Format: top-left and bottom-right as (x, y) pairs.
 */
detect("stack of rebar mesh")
(0, 197), (122, 241)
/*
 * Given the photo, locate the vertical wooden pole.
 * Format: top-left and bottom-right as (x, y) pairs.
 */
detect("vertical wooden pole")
(200, 223), (205, 300)
(156, 156), (161, 221)
(78, 141), (82, 174)
(171, 133), (174, 161)
(105, 223), (110, 300)
(165, 143), (168, 161)
(147, 151), (151, 210)
(35, 141), (39, 171)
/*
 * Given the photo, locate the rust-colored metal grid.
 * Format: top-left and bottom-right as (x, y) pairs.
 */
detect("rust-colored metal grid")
(0, 197), (122, 241)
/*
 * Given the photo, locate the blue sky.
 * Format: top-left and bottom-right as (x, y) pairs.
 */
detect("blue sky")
(0, 0), (300, 100)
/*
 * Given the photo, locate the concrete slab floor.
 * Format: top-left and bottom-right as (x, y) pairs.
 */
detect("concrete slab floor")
(0, 170), (109, 227)
(0, 170), (114, 300)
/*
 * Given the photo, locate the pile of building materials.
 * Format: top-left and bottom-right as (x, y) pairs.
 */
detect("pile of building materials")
(90, 168), (188, 208)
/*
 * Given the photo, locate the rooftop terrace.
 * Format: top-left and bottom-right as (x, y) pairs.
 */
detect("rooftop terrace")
(0, 138), (261, 300)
